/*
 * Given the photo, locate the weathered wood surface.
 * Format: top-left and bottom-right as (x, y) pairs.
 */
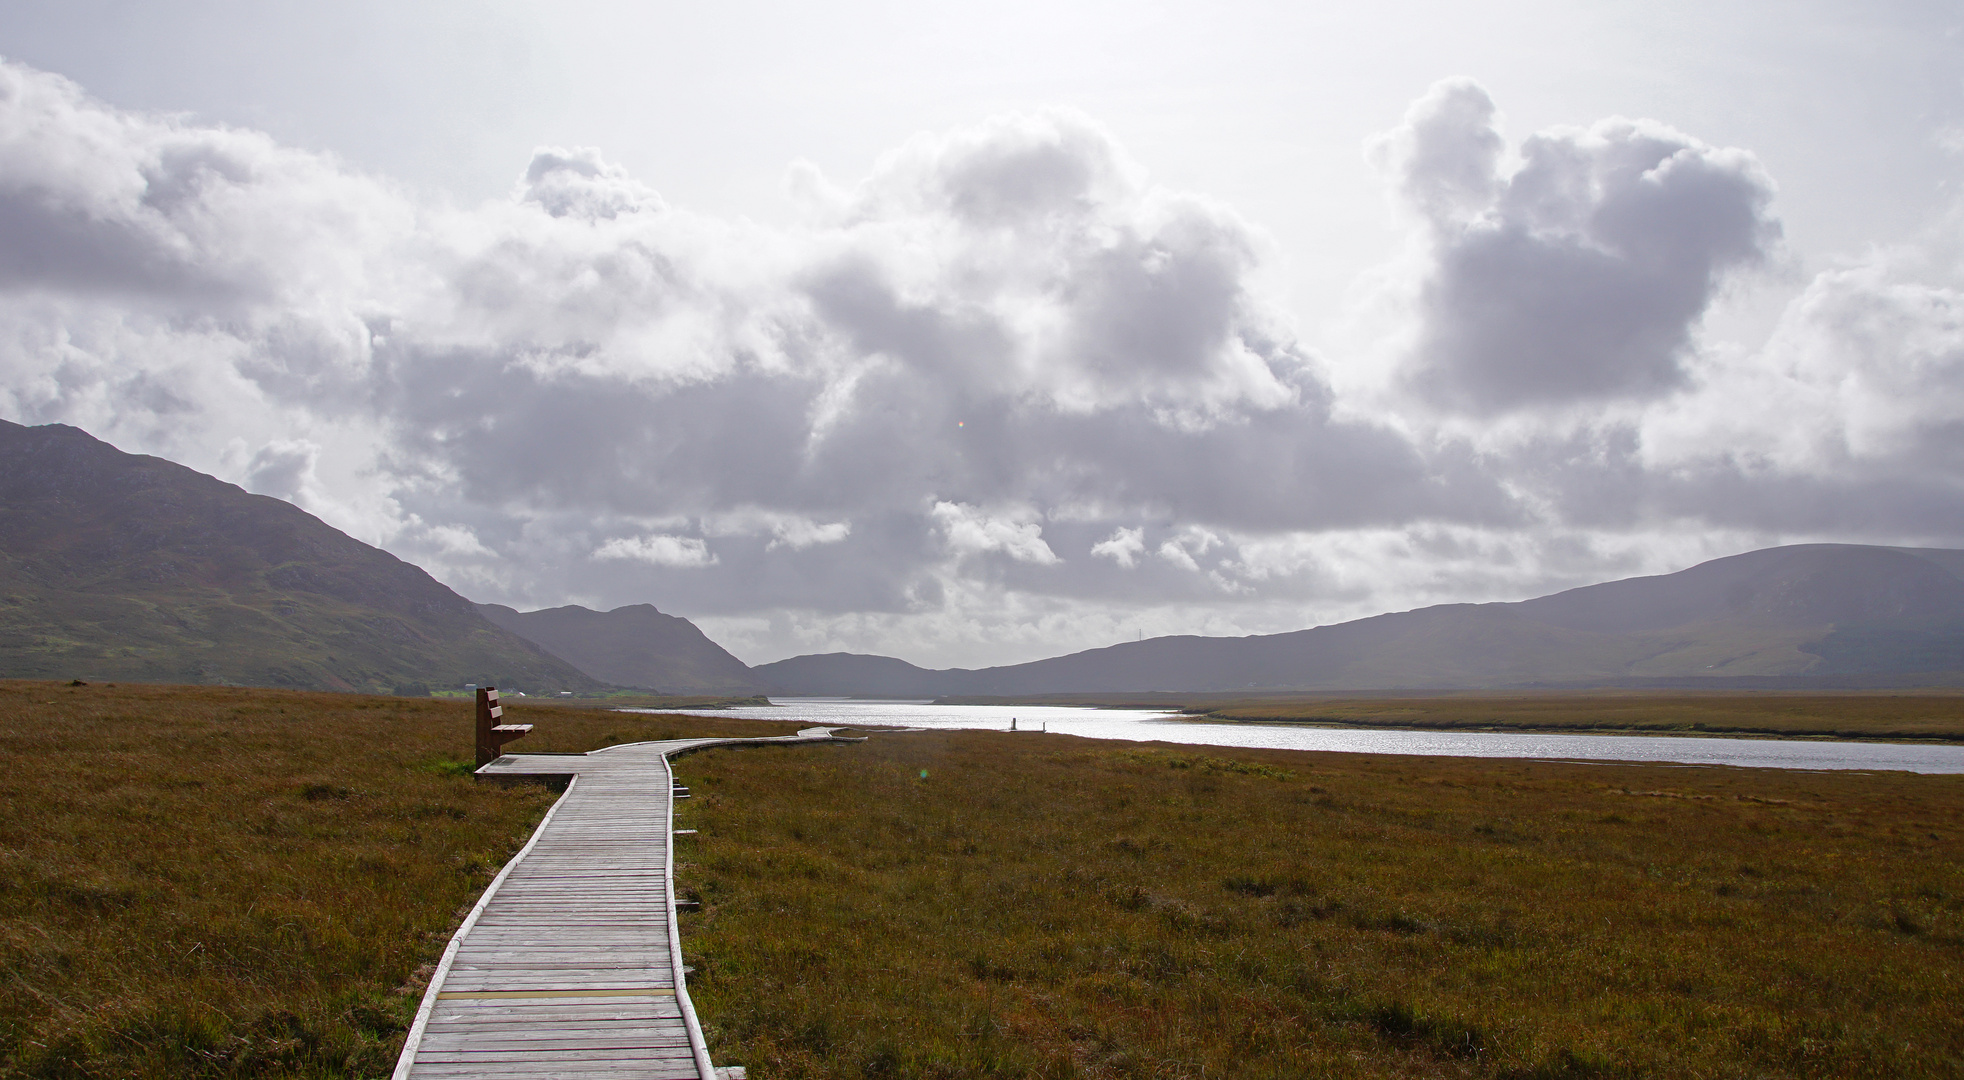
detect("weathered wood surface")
(475, 687), (533, 766)
(395, 728), (857, 1080)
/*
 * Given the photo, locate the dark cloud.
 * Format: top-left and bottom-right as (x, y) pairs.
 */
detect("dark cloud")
(357, 110), (1513, 565)
(1491, 421), (1964, 542)
(1385, 79), (1780, 414)
(243, 439), (318, 502)
(2, 58), (1961, 666)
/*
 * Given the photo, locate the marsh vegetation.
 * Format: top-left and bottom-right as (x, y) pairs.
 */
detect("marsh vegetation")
(4, 679), (1960, 1077)
(0, 680), (793, 1078)
(678, 729), (1964, 1078)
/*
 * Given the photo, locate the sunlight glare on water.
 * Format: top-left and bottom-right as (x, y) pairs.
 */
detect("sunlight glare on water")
(636, 698), (1964, 773)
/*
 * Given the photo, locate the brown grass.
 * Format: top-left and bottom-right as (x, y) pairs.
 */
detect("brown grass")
(677, 729), (1964, 1078)
(0, 679), (801, 1078)
(10, 678), (1964, 1078)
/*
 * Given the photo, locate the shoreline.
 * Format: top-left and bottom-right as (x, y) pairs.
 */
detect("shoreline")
(1172, 714), (1964, 745)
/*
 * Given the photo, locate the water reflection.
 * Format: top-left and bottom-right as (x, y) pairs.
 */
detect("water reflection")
(638, 698), (1964, 774)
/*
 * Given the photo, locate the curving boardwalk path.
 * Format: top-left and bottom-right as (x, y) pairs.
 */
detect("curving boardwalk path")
(393, 727), (860, 1080)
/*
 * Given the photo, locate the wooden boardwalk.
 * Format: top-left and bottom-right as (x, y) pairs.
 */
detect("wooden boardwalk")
(394, 728), (858, 1080)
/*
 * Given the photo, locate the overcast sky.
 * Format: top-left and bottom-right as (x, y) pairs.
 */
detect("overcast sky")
(0, 0), (1960, 667)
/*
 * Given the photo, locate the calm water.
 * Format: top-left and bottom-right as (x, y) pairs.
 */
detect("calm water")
(649, 698), (1964, 774)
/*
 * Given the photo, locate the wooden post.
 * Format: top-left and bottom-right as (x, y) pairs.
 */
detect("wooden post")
(474, 687), (533, 767)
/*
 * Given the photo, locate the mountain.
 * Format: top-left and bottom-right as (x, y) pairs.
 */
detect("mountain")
(0, 420), (603, 694)
(476, 602), (760, 693)
(745, 652), (948, 698)
(17, 414), (1959, 698)
(753, 544), (1964, 696)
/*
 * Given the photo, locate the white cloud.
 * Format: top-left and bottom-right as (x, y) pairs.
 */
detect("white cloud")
(519, 146), (665, 221)
(694, 509), (854, 551)
(1157, 539), (1199, 572)
(423, 523), (496, 559)
(1154, 528), (1222, 572)
(768, 517), (852, 551)
(931, 501), (1061, 565)
(592, 534), (718, 568)
(2, 57), (1963, 668)
(1090, 526), (1145, 567)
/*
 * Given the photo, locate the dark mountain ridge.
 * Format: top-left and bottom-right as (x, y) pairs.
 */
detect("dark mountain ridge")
(11, 417), (1961, 699)
(1516, 545), (1964, 633)
(746, 652), (951, 698)
(0, 420), (601, 693)
(754, 544), (1964, 696)
(476, 602), (759, 693)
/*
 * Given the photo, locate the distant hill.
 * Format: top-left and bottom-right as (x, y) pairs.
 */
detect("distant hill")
(754, 544), (1964, 696)
(747, 652), (947, 698)
(476, 603), (760, 693)
(0, 420), (602, 694)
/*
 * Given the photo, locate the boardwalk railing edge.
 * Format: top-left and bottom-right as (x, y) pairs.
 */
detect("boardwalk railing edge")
(661, 749), (719, 1080)
(390, 772), (585, 1080)
(394, 730), (865, 1079)
(655, 731), (869, 1079)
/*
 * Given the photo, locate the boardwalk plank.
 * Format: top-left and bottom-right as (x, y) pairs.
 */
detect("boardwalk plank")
(395, 729), (857, 1080)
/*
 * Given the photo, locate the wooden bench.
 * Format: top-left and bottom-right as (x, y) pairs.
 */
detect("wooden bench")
(474, 687), (534, 767)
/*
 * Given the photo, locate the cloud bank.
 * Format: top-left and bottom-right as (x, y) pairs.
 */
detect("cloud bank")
(0, 61), (1958, 666)
(1380, 79), (1780, 414)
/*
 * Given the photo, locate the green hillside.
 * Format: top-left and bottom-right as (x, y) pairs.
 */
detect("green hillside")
(0, 421), (604, 694)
